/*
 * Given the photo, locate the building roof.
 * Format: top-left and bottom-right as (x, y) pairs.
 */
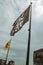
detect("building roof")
(34, 48), (43, 53)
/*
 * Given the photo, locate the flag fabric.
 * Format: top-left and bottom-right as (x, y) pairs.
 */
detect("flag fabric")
(10, 4), (31, 36)
(3, 40), (11, 50)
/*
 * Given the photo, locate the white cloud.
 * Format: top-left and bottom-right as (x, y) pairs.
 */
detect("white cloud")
(35, 0), (43, 17)
(0, 0), (43, 65)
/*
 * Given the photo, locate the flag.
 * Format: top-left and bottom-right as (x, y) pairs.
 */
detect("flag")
(10, 4), (31, 36)
(3, 40), (11, 50)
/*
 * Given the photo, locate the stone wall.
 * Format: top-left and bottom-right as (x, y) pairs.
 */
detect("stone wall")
(33, 49), (43, 65)
(0, 59), (15, 65)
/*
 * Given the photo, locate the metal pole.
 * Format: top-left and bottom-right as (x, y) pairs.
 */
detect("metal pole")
(26, 2), (32, 65)
(5, 39), (12, 65)
(5, 48), (10, 65)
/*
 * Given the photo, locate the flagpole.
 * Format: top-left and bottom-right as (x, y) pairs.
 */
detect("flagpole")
(26, 2), (32, 65)
(5, 39), (12, 65)
(5, 48), (10, 65)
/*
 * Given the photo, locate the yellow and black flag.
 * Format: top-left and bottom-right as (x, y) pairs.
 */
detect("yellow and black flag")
(3, 40), (11, 51)
(10, 4), (31, 36)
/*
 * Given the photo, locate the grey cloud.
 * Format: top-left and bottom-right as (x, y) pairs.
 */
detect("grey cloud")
(41, 0), (43, 5)
(0, 0), (43, 65)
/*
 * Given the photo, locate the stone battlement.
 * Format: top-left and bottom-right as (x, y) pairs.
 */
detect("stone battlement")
(33, 49), (43, 65)
(0, 59), (15, 65)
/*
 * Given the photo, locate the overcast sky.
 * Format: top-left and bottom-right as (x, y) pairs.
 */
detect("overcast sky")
(0, 0), (43, 65)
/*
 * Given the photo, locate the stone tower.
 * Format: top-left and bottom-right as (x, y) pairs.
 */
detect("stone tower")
(33, 49), (43, 65)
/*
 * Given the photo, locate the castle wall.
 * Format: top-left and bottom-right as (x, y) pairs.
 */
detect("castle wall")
(33, 49), (43, 65)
